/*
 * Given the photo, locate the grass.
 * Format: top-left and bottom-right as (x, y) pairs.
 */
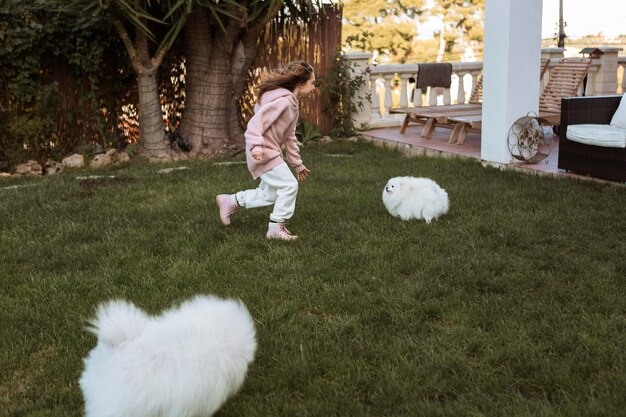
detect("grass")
(1, 139), (625, 417)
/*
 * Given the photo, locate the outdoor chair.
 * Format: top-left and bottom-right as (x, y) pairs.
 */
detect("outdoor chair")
(558, 94), (626, 182)
(445, 57), (591, 145)
(389, 59), (549, 140)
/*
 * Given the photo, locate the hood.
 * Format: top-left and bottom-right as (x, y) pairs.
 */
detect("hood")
(258, 88), (298, 110)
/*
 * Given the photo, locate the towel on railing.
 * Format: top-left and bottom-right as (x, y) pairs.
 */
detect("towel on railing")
(416, 63), (453, 88)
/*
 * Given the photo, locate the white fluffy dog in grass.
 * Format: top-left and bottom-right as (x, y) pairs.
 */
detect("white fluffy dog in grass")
(80, 295), (256, 417)
(382, 176), (449, 223)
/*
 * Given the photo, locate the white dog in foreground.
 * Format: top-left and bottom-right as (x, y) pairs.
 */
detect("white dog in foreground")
(80, 295), (257, 417)
(382, 176), (449, 223)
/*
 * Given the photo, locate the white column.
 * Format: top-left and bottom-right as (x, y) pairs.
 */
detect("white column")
(481, 0), (543, 164)
(343, 52), (373, 128)
(591, 47), (623, 95)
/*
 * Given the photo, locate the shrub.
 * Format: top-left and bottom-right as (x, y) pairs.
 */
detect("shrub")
(295, 121), (322, 143)
(317, 50), (370, 137)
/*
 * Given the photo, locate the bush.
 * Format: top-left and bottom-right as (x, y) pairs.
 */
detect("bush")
(295, 121), (322, 143)
(317, 50), (370, 138)
(1, 84), (59, 164)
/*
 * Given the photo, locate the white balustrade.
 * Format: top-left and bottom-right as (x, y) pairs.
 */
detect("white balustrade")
(366, 62), (482, 125)
(345, 49), (623, 130)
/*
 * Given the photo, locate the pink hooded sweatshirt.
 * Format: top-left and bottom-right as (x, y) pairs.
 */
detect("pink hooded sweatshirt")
(245, 88), (307, 180)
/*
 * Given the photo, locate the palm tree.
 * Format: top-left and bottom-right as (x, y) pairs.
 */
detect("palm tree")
(557, 0), (566, 48)
(180, 1), (321, 157)
(62, 0), (193, 159)
(62, 0), (323, 159)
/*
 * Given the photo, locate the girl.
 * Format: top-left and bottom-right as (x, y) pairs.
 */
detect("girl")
(216, 61), (315, 240)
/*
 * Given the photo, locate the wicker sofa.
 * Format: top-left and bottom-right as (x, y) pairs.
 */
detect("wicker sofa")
(558, 95), (626, 182)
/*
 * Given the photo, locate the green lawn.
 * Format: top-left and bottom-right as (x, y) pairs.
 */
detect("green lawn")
(1, 140), (625, 417)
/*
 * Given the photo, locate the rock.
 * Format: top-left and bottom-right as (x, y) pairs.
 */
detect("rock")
(116, 151), (130, 163)
(90, 153), (113, 169)
(0, 172), (12, 179)
(15, 160), (43, 176)
(320, 135), (333, 143)
(62, 154), (86, 169)
(44, 159), (64, 175)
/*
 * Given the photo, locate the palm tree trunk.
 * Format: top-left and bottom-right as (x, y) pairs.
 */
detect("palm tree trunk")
(181, 3), (280, 157)
(181, 12), (235, 157)
(228, 40), (259, 151)
(112, 18), (171, 160)
(137, 71), (170, 158)
(180, 10), (215, 155)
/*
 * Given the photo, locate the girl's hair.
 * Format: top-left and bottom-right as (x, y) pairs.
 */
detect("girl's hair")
(256, 61), (314, 99)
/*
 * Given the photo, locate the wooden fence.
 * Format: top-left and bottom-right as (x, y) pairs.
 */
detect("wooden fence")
(28, 4), (343, 153)
(241, 3), (343, 134)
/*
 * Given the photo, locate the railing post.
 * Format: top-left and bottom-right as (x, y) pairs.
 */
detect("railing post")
(383, 74), (394, 115)
(591, 47), (623, 95)
(370, 74), (381, 120)
(413, 86), (423, 107)
(456, 72), (466, 104)
(343, 52), (373, 128)
(442, 88), (451, 105)
(427, 87), (437, 106)
(399, 74), (410, 108)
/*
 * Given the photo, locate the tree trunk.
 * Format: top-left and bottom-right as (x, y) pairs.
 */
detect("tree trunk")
(181, 4), (280, 157)
(112, 19), (172, 160)
(228, 40), (260, 151)
(180, 10), (214, 156)
(180, 14), (236, 157)
(137, 71), (171, 159)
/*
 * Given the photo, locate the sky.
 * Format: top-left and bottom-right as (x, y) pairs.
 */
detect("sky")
(417, 0), (626, 40)
(541, 0), (626, 38)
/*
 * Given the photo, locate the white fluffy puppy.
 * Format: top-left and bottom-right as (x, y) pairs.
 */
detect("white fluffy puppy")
(80, 295), (257, 417)
(382, 176), (449, 223)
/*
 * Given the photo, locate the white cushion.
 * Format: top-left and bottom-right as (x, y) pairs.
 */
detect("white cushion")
(610, 94), (626, 129)
(567, 124), (626, 148)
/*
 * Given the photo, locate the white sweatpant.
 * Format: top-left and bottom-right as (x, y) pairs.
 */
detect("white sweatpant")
(236, 163), (298, 222)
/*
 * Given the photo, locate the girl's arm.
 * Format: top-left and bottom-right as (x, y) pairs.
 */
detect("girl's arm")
(284, 119), (307, 174)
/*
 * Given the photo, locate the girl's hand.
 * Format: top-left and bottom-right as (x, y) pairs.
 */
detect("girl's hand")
(251, 151), (263, 161)
(297, 168), (311, 182)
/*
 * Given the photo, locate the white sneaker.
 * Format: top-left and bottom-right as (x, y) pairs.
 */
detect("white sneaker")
(216, 194), (239, 226)
(266, 222), (297, 240)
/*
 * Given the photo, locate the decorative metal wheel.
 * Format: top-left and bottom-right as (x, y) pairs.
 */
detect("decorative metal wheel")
(507, 113), (554, 164)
